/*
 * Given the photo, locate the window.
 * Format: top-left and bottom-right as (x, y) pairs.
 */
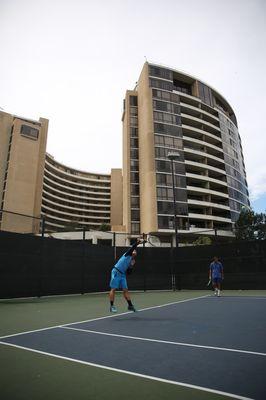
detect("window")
(130, 117), (138, 126)
(130, 149), (138, 159)
(175, 189), (187, 202)
(155, 147), (184, 162)
(157, 186), (187, 202)
(130, 96), (138, 106)
(158, 216), (170, 229)
(215, 97), (227, 113)
(131, 185), (139, 196)
(153, 112), (181, 125)
(154, 134), (183, 149)
(198, 82), (213, 107)
(130, 127), (138, 137)
(149, 66), (173, 81)
(130, 138), (138, 148)
(20, 124), (39, 140)
(155, 147), (166, 158)
(157, 187), (173, 200)
(131, 222), (140, 234)
(131, 197), (140, 207)
(173, 79), (192, 95)
(149, 78), (173, 92)
(130, 160), (139, 170)
(131, 209), (140, 221)
(154, 123), (182, 137)
(152, 89), (179, 104)
(154, 135), (165, 145)
(153, 100), (180, 115)
(156, 173), (173, 186)
(155, 160), (186, 175)
(157, 201), (188, 215)
(130, 172), (139, 183)
(130, 107), (138, 116)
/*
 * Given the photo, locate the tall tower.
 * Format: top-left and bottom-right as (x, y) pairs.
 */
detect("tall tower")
(0, 110), (48, 233)
(122, 63), (250, 242)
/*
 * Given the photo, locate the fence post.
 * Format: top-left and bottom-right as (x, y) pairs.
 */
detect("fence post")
(41, 217), (45, 238)
(214, 228), (218, 243)
(113, 231), (116, 260)
(171, 247), (176, 291)
(39, 225), (45, 297)
(81, 233), (86, 295)
(142, 233), (147, 292)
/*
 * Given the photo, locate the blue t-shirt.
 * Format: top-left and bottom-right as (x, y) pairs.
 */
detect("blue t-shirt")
(113, 241), (138, 274)
(210, 261), (223, 278)
(114, 254), (132, 274)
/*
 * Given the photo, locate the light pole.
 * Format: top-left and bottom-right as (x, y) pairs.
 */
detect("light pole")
(167, 151), (180, 248)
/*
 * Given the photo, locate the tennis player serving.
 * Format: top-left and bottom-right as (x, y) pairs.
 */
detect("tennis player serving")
(109, 238), (144, 313)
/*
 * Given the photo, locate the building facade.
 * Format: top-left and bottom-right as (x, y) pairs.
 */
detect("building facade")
(1, 62), (250, 241)
(122, 63), (250, 243)
(42, 153), (123, 232)
(0, 110), (123, 234)
(0, 111), (48, 233)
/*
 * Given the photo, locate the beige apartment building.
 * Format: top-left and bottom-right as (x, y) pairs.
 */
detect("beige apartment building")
(122, 62), (250, 244)
(0, 63), (250, 241)
(0, 110), (123, 234)
(0, 111), (48, 233)
(42, 153), (123, 232)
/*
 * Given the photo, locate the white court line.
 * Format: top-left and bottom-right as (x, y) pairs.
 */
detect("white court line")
(0, 294), (209, 340)
(0, 340), (252, 400)
(61, 326), (266, 357)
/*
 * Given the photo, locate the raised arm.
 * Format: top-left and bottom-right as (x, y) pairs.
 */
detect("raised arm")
(124, 238), (142, 256)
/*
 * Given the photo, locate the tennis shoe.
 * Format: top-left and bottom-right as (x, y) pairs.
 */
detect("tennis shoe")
(110, 305), (117, 313)
(128, 305), (137, 312)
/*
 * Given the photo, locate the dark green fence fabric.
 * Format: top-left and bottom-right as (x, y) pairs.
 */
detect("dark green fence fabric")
(0, 231), (265, 298)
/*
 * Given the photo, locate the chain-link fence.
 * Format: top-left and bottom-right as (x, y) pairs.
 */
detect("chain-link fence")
(0, 226), (266, 298)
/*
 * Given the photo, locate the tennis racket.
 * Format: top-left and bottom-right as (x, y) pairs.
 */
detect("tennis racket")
(206, 279), (211, 287)
(143, 233), (161, 247)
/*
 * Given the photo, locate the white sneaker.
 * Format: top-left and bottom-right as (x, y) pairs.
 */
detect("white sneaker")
(217, 290), (221, 297)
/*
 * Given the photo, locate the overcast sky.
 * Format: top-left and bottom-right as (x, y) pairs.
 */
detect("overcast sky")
(0, 0), (265, 212)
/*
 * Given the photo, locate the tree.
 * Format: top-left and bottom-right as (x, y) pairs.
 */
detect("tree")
(253, 212), (266, 240)
(98, 223), (111, 232)
(235, 207), (266, 240)
(192, 236), (212, 245)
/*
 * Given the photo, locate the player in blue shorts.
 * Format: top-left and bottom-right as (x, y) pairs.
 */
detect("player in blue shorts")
(209, 256), (224, 296)
(109, 238), (143, 313)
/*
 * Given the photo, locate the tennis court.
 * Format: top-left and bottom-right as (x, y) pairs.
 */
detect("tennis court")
(1, 290), (266, 400)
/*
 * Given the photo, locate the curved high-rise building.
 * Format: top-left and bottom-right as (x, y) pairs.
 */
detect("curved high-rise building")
(122, 62), (250, 242)
(42, 153), (122, 232)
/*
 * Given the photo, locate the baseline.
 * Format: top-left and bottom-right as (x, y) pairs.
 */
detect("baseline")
(0, 339), (252, 400)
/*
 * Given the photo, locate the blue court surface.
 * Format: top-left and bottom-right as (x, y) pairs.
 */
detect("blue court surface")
(1, 294), (266, 400)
